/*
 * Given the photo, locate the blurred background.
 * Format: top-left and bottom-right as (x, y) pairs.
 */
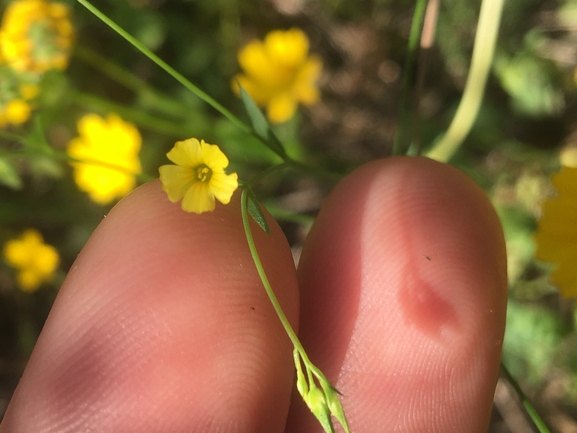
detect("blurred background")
(1, 0), (577, 431)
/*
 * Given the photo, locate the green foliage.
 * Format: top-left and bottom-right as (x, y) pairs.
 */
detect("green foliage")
(0, 157), (22, 190)
(503, 300), (568, 385)
(238, 85), (287, 159)
(495, 49), (564, 117)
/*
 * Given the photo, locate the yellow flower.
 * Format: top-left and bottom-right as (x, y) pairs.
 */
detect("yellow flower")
(159, 138), (238, 214)
(232, 28), (322, 124)
(0, 0), (74, 74)
(534, 166), (577, 297)
(0, 65), (39, 128)
(0, 98), (31, 127)
(67, 113), (142, 205)
(3, 229), (59, 292)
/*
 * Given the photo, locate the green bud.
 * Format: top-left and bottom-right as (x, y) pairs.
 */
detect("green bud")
(306, 385), (335, 433)
(296, 367), (309, 398)
(326, 387), (350, 433)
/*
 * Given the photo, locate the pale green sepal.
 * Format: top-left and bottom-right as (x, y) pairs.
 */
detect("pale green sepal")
(322, 382), (351, 433)
(0, 158), (23, 190)
(294, 349), (309, 397)
(238, 85), (287, 158)
(306, 385), (335, 433)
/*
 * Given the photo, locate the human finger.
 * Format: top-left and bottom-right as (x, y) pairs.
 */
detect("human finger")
(287, 157), (507, 433)
(1, 180), (299, 433)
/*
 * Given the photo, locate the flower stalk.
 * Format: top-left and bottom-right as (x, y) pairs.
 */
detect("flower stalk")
(240, 189), (350, 433)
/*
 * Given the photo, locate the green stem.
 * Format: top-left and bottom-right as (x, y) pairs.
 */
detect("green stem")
(1, 140), (154, 183)
(0, 130), (25, 143)
(263, 202), (315, 227)
(500, 362), (551, 433)
(240, 189), (306, 355)
(73, 44), (148, 94)
(425, 0), (505, 162)
(73, 44), (196, 119)
(56, 150), (155, 183)
(77, 0), (251, 135)
(69, 91), (195, 136)
(392, 0), (429, 156)
(285, 158), (343, 183)
(245, 162), (290, 187)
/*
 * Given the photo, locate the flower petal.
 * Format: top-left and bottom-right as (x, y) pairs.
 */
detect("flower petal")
(181, 181), (215, 214)
(199, 140), (230, 171)
(159, 165), (194, 202)
(295, 56), (322, 104)
(264, 28), (309, 68)
(210, 172), (239, 205)
(267, 92), (298, 124)
(535, 166), (577, 297)
(166, 138), (203, 167)
(238, 40), (273, 82)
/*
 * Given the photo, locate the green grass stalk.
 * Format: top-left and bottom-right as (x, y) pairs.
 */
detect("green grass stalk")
(392, 0), (429, 156)
(425, 0), (505, 162)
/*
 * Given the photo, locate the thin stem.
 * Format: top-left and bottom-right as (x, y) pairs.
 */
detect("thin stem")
(77, 0), (251, 135)
(412, 0), (439, 156)
(57, 151), (155, 183)
(425, 0), (505, 162)
(73, 44), (148, 94)
(73, 44), (195, 119)
(70, 91), (195, 137)
(0, 130), (25, 143)
(392, 0), (429, 156)
(285, 158), (343, 183)
(1, 140), (154, 183)
(240, 189), (305, 356)
(500, 362), (551, 433)
(246, 162), (289, 187)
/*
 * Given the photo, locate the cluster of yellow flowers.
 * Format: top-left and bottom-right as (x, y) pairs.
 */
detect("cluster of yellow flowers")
(2, 229), (59, 292)
(2, 26), (320, 290)
(0, 66), (39, 128)
(233, 28), (322, 124)
(0, 0), (74, 128)
(0, 0), (73, 73)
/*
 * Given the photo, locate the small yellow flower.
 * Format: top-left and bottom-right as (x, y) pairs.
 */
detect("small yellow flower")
(0, 98), (31, 127)
(0, 66), (38, 128)
(159, 138), (238, 214)
(3, 229), (59, 292)
(0, 0), (74, 74)
(534, 166), (577, 297)
(232, 28), (322, 124)
(67, 113), (142, 205)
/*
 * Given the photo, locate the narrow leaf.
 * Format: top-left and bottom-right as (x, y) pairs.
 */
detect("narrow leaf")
(246, 189), (270, 234)
(238, 85), (287, 158)
(0, 158), (23, 190)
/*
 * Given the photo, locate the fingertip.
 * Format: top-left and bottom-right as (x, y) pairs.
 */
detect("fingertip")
(2, 180), (299, 433)
(291, 157), (507, 432)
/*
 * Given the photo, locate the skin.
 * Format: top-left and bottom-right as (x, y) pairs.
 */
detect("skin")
(0, 156), (507, 433)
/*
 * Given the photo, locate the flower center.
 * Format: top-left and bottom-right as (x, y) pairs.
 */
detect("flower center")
(194, 164), (212, 183)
